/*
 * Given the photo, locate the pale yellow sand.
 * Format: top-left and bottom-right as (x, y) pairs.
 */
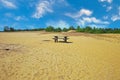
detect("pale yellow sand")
(0, 32), (120, 80)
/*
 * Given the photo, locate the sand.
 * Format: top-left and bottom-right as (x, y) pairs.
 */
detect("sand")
(0, 31), (120, 80)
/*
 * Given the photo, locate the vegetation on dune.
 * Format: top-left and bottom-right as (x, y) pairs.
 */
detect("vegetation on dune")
(3, 25), (120, 33)
(3, 26), (44, 32)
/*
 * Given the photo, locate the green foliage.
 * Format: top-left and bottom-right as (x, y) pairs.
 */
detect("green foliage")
(10, 27), (15, 31)
(55, 27), (62, 32)
(76, 26), (85, 32)
(113, 28), (120, 33)
(4, 26), (15, 32)
(69, 26), (75, 30)
(3, 26), (44, 32)
(89, 27), (105, 33)
(45, 26), (54, 32)
(63, 27), (68, 32)
(3, 25), (120, 34)
(76, 26), (120, 34)
(76, 26), (80, 32)
(84, 26), (92, 33)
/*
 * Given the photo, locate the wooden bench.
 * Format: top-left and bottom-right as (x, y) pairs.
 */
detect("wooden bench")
(53, 36), (69, 43)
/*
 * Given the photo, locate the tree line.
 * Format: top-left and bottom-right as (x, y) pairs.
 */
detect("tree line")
(3, 26), (44, 32)
(3, 26), (120, 33)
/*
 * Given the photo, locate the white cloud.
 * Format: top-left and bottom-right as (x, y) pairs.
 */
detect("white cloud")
(4, 13), (13, 17)
(103, 16), (108, 20)
(106, 6), (112, 11)
(65, 8), (109, 26)
(32, 0), (69, 19)
(87, 24), (108, 28)
(32, 0), (53, 19)
(46, 20), (70, 29)
(84, 17), (109, 24)
(65, 9), (92, 19)
(107, 0), (112, 3)
(102, 4), (107, 7)
(77, 17), (109, 26)
(99, 0), (113, 12)
(99, 0), (112, 3)
(57, 0), (69, 6)
(77, 19), (85, 26)
(111, 15), (120, 21)
(14, 16), (27, 21)
(4, 13), (27, 21)
(79, 9), (93, 16)
(0, 0), (17, 9)
(111, 6), (120, 21)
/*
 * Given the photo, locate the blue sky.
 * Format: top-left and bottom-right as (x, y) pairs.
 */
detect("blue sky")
(0, 0), (120, 31)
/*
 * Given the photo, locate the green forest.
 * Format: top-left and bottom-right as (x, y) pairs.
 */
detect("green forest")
(3, 26), (120, 34)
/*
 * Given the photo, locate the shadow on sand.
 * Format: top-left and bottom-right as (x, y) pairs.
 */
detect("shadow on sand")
(42, 40), (51, 42)
(57, 41), (73, 43)
(42, 40), (73, 43)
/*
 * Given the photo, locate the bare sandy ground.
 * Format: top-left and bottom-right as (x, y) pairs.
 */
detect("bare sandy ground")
(0, 31), (120, 80)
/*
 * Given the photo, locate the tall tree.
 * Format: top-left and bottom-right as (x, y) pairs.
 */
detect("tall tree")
(45, 26), (54, 32)
(55, 27), (62, 32)
(63, 27), (68, 32)
(10, 27), (15, 31)
(76, 26), (81, 32)
(69, 26), (75, 30)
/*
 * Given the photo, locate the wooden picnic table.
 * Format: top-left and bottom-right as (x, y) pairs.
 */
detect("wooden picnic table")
(53, 36), (69, 43)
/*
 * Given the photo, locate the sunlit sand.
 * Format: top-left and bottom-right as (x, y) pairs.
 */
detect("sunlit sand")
(0, 31), (120, 80)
